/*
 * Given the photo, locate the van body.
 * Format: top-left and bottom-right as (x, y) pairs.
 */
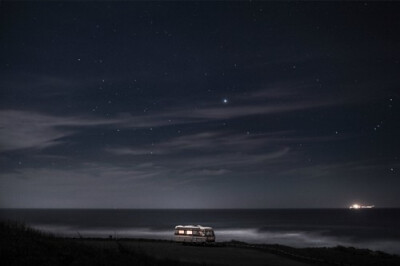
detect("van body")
(174, 225), (215, 243)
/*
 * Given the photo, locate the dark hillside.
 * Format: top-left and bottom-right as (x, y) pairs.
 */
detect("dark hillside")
(0, 221), (200, 266)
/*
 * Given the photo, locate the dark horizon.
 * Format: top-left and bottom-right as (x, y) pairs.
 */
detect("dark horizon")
(0, 207), (398, 210)
(1, 2), (399, 209)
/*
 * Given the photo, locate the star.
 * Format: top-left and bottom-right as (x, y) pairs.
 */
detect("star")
(222, 98), (228, 104)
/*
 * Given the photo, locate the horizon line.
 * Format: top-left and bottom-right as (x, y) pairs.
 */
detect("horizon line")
(1, 207), (399, 210)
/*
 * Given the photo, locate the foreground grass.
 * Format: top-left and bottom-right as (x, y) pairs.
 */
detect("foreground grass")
(225, 240), (400, 266)
(273, 244), (400, 266)
(2, 221), (400, 266)
(0, 221), (202, 266)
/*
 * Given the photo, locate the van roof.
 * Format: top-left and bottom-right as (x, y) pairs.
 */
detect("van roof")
(175, 225), (213, 230)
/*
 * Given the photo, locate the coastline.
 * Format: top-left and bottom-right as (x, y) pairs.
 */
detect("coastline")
(2, 221), (400, 266)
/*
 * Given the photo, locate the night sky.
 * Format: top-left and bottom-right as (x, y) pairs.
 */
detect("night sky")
(1, 2), (399, 208)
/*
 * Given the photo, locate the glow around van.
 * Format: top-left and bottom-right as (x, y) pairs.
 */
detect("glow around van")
(174, 225), (215, 243)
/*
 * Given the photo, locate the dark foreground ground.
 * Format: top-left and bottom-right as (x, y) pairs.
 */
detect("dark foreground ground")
(1, 221), (400, 266)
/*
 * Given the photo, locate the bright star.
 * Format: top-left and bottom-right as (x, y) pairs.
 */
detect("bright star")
(223, 98), (228, 104)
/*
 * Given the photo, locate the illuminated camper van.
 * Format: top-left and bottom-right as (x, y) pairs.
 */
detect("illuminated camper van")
(174, 225), (215, 243)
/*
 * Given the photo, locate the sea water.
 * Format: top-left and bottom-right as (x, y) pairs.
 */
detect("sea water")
(1, 208), (399, 255)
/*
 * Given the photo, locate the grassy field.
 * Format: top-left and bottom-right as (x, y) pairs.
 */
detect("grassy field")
(1, 221), (400, 266)
(0, 221), (200, 266)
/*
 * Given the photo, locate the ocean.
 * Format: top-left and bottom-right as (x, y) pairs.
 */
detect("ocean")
(1, 209), (399, 255)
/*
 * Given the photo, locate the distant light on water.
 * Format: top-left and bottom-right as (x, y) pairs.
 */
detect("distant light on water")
(349, 203), (375, 209)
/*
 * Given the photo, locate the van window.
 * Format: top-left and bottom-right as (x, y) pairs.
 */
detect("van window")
(186, 230), (193, 235)
(178, 230), (184, 235)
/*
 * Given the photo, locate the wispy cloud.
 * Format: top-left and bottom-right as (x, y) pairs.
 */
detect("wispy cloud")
(0, 110), (120, 151)
(106, 131), (291, 158)
(276, 159), (400, 181)
(106, 129), (346, 158)
(0, 82), (352, 152)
